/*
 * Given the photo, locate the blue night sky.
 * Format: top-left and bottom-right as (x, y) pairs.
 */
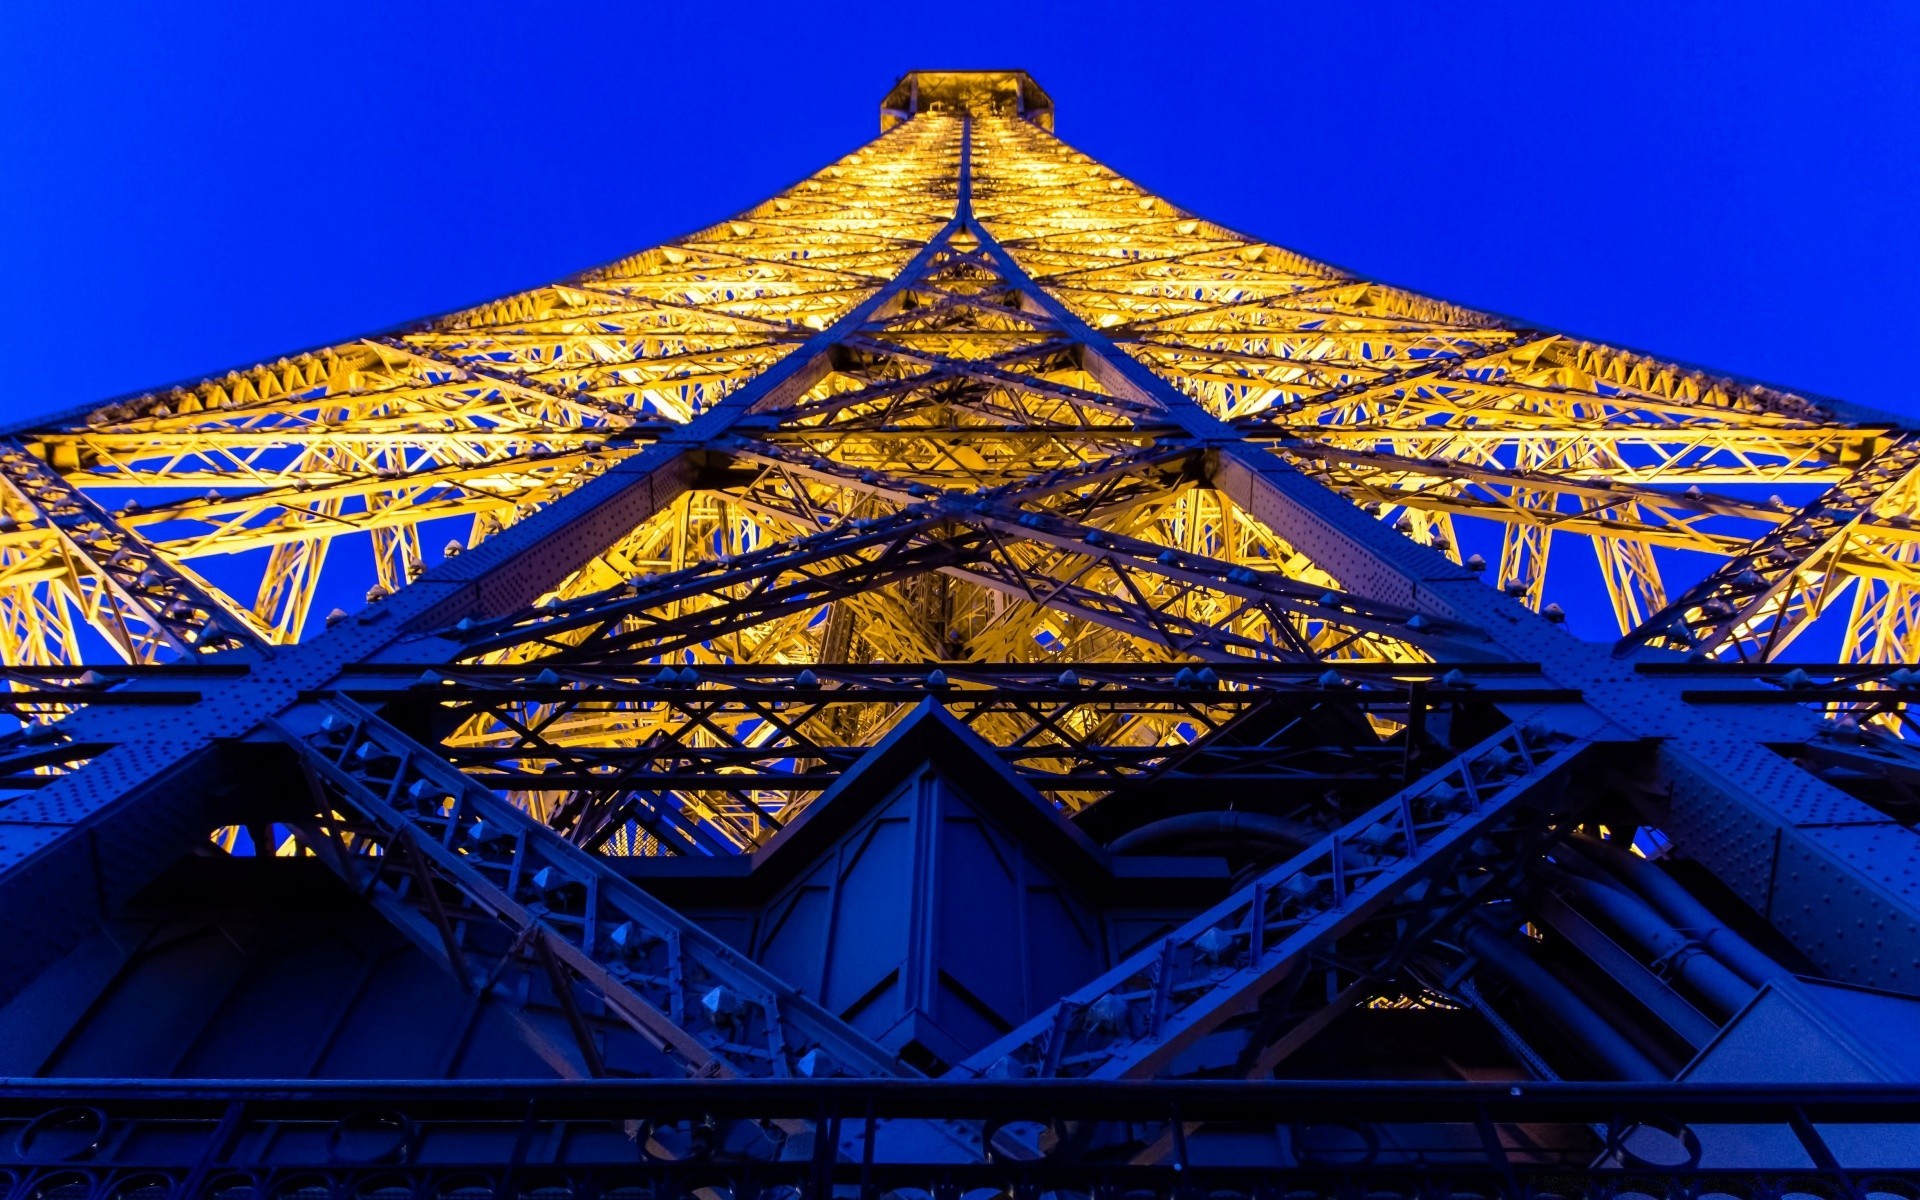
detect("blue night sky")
(3, 2), (1915, 424)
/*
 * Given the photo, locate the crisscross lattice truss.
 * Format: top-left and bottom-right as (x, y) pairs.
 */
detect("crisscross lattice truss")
(10, 71), (1920, 1115)
(2, 73), (1915, 853)
(6, 98), (1911, 681)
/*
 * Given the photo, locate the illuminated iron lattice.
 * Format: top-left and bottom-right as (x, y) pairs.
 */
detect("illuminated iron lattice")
(1, 70), (1918, 1195)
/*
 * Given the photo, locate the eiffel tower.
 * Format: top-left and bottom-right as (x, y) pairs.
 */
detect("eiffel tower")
(1, 69), (1918, 1194)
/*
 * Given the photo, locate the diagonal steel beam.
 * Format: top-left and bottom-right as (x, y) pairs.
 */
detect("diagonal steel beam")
(0, 212), (971, 1004)
(0, 438), (271, 661)
(275, 695), (990, 1161)
(440, 437), (1476, 669)
(274, 696), (939, 1084)
(729, 436), (1491, 659)
(956, 164), (1920, 999)
(1619, 432), (1920, 661)
(947, 722), (1590, 1079)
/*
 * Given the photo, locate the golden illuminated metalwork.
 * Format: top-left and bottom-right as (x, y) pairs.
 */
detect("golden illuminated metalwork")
(8, 73), (1920, 1144)
(2, 77), (1907, 680)
(3, 68), (1915, 882)
(963, 114), (1913, 657)
(0, 116), (961, 659)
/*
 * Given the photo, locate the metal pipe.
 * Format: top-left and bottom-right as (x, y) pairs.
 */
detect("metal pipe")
(1107, 811), (1318, 855)
(1460, 918), (1665, 1081)
(1570, 834), (1788, 989)
(1556, 873), (1756, 1018)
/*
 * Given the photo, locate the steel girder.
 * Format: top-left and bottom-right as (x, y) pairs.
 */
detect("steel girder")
(274, 697), (948, 1085)
(957, 121), (1920, 1001)
(0, 439), (270, 661)
(334, 662), (1554, 833)
(1, 1078), (1913, 1195)
(0, 126), (968, 985)
(1622, 432), (1920, 660)
(949, 723), (1591, 1080)
(1, 74), (1919, 1169)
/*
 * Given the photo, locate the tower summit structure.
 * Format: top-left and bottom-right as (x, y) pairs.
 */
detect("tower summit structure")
(0, 70), (1918, 1193)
